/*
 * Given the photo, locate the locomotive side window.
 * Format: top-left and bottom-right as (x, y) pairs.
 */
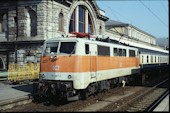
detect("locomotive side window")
(119, 49), (122, 56)
(98, 45), (110, 56)
(59, 42), (76, 54)
(113, 48), (118, 56)
(85, 44), (89, 54)
(129, 50), (135, 57)
(122, 49), (126, 56)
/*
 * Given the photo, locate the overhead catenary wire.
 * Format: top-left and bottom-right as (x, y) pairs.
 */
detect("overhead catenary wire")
(97, 1), (150, 43)
(139, 0), (168, 28)
(97, 1), (153, 38)
(98, 1), (129, 38)
(160, 0), (168, 14)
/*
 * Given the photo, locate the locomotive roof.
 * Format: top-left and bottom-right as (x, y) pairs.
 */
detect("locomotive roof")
(46, 37), (169, 55)
(45, 37), (138, 50)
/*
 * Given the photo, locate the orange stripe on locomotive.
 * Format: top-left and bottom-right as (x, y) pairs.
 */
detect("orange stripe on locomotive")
(40, 55), (140, 73)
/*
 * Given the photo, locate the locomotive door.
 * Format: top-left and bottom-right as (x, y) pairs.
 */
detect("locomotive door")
(89, 44), (97, 79)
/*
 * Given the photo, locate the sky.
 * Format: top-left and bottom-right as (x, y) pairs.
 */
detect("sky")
(96, 0), (169, 39)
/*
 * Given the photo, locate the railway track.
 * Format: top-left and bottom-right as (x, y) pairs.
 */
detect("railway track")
(145, 90), (169, 112)
(1, 76), (168, 112)
(100, 78), (169, 112)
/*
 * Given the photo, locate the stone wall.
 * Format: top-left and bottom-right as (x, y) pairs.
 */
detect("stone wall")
(0, 0), (108, 68)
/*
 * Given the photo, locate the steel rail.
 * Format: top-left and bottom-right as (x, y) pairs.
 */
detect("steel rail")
(145, 90), (169, 112)
(113, 78), (169, 111)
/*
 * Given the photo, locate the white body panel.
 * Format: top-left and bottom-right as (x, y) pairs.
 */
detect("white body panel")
(41, 66), (139, 89)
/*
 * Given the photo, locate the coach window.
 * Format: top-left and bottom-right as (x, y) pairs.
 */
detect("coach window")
(85, 44), (89, 54)
(151, 56), (153, 63)
(160, 57), (161, 62)
(155, 56), (156, 63)
(129, 50), (135, 57)
(142, 55), (144, 63)
(147, 56), (149, 63)
(113, 48), (118, 56)
(98, 45), (110, 56)
(158, 56), (159, 63)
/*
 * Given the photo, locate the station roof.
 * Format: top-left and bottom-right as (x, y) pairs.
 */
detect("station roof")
(105, 19), (156, 39)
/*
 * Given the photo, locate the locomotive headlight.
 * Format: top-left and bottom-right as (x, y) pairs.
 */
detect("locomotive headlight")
(53, 55), (57, 60)
(67, 75), (72, 79)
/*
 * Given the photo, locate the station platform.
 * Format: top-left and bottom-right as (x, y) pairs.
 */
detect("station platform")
(0, 81), (36, 110)
(153, 95), (169, 112)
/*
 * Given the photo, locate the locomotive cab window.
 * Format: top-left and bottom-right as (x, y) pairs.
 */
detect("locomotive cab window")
(45, 42), (59, 54)
(59, 42), (76, 54)
(98, 45), (110, 56)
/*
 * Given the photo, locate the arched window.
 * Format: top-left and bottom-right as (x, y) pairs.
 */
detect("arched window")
(99, 25), (102, 35)
(0, 14), (8, 32)
(29, 10), (37, 36)
(26, 8), (37, 37)
(69, 5), (94, 34)
(59, 13), (64, 31)
(79, 6), (85, 32)
(88, 13), (93, 34)
(69, 10), (75, 32)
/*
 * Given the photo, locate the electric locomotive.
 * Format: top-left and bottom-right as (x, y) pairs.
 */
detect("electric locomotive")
(38, 34), (141, 101)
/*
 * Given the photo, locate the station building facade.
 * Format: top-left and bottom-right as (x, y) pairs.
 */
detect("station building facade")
(0, 0), (162, 70)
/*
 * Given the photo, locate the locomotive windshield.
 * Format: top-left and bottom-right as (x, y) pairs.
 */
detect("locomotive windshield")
(45, 42), (76, 55)
(45, 42), (59, 55)
(59, 42), (76, 54)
